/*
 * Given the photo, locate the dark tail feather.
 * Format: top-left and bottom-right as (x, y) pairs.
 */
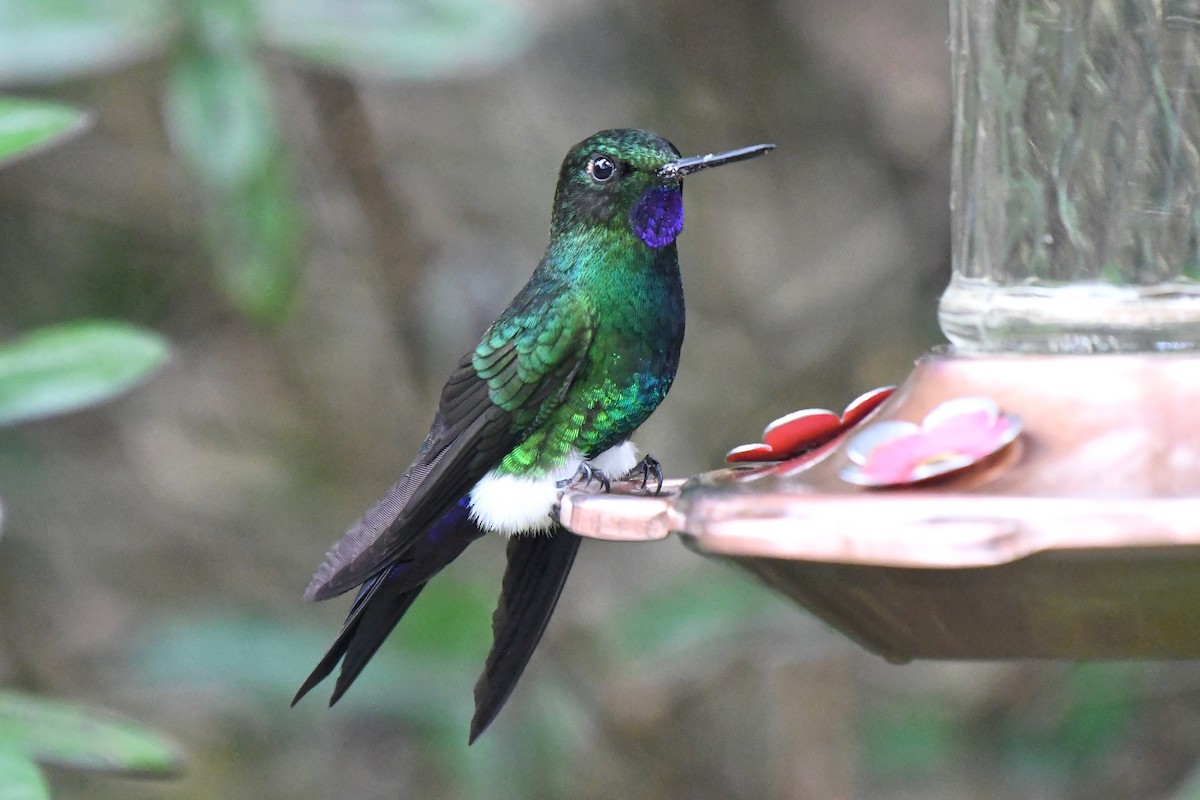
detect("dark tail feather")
(328, 582), (427, 705)
(292, 573), (416, 707)
(469, 527), (582, 744)
(294, 500), (484, 707)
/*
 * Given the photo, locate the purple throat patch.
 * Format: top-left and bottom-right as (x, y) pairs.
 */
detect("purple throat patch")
(630, 187), (684, 248)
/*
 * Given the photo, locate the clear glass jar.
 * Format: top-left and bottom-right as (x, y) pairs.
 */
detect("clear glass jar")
(940, 0), (1200, 353)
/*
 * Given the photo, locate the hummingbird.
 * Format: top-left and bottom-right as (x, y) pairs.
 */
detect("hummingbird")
(294, 129), (773, 742)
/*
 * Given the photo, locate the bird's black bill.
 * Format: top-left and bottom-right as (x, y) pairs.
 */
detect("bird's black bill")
(657, 142), (775, 179)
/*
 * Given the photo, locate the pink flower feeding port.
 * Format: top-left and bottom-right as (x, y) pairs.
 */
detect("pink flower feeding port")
(560, 0), (1200, 662)
(839, 397), (1020, 488)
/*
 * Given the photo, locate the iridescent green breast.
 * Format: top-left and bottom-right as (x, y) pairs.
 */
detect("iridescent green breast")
(489, 235), (684, 476)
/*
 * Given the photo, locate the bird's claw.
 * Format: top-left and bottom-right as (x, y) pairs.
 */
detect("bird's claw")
(556, 461), (612, 493)
(556, 456), (662, 495)
(623, 454), (664, 495)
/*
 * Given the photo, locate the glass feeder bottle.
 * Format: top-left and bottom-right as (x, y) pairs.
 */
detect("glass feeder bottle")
(939, 0), (1200, 353)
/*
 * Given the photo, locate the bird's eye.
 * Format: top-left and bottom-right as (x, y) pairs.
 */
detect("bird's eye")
(587, 154), (617, 183)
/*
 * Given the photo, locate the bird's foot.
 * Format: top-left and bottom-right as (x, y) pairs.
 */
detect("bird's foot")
(556, 461), (612, 493)
(622, 454), (664, 495)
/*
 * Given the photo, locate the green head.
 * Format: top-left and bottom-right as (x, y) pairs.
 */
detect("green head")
(550, 129), (773, 249)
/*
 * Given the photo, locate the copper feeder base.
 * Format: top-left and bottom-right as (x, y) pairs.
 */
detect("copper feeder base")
(560, 351), (1200, 663)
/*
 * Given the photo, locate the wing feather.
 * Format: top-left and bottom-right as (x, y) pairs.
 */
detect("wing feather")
(305, 288), (595, 601)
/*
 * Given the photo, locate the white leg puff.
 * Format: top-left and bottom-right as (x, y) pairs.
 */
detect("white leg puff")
(468, 441), (640, 536)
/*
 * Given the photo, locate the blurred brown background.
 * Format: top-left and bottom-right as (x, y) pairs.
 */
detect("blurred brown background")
(3, 0), (1199, 798)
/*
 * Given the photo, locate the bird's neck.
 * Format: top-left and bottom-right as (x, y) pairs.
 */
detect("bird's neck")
(543, 227), (680, 303)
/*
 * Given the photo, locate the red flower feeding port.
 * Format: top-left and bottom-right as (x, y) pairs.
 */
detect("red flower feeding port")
(724, 387), (894, 466)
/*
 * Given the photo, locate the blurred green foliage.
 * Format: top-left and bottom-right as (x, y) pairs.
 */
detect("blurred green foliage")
(126, 577), (566, 800)
(255, 0), (530, 79)
(611, 567), (777, 658)
(861, 701), (957, 781)
(0, 3), (557, 796)
(0, 97), (88, 167)
(0, 322), (168, 427)
(0, 313), (175, 793)
(0, 0), (531, 324)
(129, 576), (496, 723)
(0, 95), (177, 797)
(993, 664), (1138, 777)
(124, 566), (789, 799)
(0, 692), (183, 780)
(0, 747), (49, 800)
(859, 663), (1144, 795)
(0, 378), (178, 790)
(0, 1), (168, 84)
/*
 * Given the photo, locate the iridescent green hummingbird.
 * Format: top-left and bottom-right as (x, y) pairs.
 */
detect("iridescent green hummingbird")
(294, 129), (773, 742)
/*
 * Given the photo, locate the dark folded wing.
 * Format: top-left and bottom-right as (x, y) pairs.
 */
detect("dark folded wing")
(293, 499), (486, 705)
(305, 289), (595, 601)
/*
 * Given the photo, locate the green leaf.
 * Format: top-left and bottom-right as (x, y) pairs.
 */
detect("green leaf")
(0, 321), (170, 427)
(0, 750), (49, 800)
(0, 97), (91, 168)
(256, 0), (532, 79)
(164, 49), (277, 190)
(204, 154), (302, 324)
(0, 0), (171, 83)
(0, 692), (183, 778)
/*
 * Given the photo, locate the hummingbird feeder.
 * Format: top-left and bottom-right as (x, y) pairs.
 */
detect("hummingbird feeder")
(560, 0), (1200, 662)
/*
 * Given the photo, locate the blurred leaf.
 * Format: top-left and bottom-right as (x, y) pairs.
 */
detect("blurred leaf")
(0, 0), (171, 83)
(130, 572), (494, 724)
(204, 153), (302, 324)
(131, 612), (476, 731)
(164, 49), (276, 190)
(0, 750), (49, 800)
(0, 321), (169, 427)
(1056, 663), (1137, 764)
(0, 691), (183, 778)
(256, 0), (532, 79)
(180, 0), (257, 47)
(131, 616), (360, 704)
(0, 97), (90, 168)
(997, 663), (1138, 776)
(861, 702), (956, 780)
(1168, 762), (1200, 800)
(613, 569), (777, 658)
